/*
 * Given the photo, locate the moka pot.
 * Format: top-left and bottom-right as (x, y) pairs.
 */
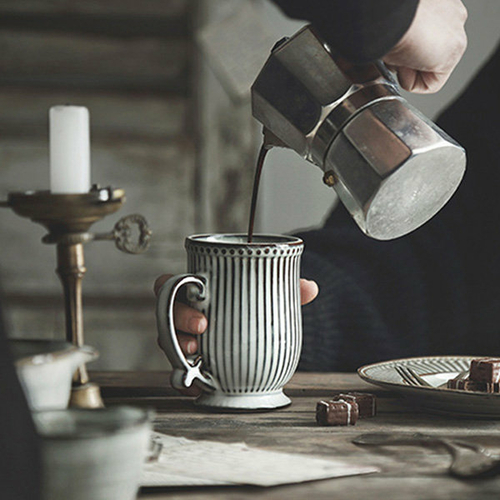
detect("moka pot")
(251, 25), (466, 240)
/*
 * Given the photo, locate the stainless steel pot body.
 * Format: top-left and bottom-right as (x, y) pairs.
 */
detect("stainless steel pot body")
(251, 26), (466, 240)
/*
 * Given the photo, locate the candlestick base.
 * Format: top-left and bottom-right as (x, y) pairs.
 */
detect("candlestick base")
(69, 382), (104, 409)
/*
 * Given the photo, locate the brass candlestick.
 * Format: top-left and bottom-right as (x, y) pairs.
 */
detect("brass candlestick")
(1, 186), (151, 408)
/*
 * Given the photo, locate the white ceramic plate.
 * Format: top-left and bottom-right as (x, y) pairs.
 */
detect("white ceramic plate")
(358, 356), (500, 419)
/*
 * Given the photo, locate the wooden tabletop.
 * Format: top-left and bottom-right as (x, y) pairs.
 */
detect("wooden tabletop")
(92, 371), (500, 499)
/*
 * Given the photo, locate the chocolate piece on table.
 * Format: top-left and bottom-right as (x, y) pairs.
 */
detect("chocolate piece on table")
(332, 392), (376, 418)
(447, 377), (500, 393)
(470, 358), (500, 383)
(316, 400), (359, 426)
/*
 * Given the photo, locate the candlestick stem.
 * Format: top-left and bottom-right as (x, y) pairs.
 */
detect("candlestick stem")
(57, 243), (85, 345)
(56, 242), (87, 382)
(56, 240), (103, 407)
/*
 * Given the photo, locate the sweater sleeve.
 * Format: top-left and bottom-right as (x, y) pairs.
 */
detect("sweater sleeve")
(271, 0), (419, 63)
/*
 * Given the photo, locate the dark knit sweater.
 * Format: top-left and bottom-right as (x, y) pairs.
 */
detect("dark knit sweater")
(272, 0), (419, 63)
(297, 45), (500, 372)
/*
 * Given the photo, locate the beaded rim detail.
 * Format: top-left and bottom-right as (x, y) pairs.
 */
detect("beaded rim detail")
(185, 234), (303, 257)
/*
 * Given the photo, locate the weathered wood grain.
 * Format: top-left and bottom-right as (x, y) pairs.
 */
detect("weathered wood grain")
(91, 372), (500, 499)
(6, 297), (168, 370)
(0, 13), (189, 39)
(0, 0), (260, 374)
(0, 139), (195, 295)
(0, 89), (187, 141)
(0, 31), (189, 91)
(0, 134), (194, 371)
(0, 0), (189, 17)
(141, 476), (500, 500)
(92, 370), (377, 396)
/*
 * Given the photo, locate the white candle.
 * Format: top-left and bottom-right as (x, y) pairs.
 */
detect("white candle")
(49, 105), (91, 194)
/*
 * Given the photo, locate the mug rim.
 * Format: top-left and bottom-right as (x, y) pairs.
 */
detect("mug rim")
(185, 233), (303, 247)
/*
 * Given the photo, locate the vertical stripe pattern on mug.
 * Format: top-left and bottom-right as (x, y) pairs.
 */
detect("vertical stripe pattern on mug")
(186, 235), (303, 395)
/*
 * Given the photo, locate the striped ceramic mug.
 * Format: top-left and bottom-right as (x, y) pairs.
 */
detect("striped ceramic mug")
(156, 234), (304, 410)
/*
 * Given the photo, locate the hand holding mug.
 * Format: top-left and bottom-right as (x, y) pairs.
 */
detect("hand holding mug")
(154, 275), (318, 356)
(155, 234), (313, 410)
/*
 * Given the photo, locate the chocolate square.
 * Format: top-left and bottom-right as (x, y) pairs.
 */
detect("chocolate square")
(447, 377), (500, 393)
(316, 400), (359, 426)
(332, 392), (376, 418)
(470, 358), (500, 383)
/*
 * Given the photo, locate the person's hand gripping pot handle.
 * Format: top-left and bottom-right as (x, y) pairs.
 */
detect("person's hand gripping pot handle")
(383, 0), (468, 93)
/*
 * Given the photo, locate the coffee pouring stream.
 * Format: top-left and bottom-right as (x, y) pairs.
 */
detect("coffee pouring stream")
(251, 25), (466, 240)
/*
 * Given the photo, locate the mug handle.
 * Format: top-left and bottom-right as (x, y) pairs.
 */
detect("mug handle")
(155, 274), (218, 391)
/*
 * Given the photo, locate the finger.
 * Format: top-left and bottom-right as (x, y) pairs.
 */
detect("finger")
(154, 274), (173, 296)
(173, 302), (207, 335)
(396, 67), (447, 94)
(300, 279), (319, 305)
(156, 330), (199, 354)
(395, 67), (419, 92)
(155, 275), (207, 334)
(177, 332), (199, 355)
(417, 70), (451, 94)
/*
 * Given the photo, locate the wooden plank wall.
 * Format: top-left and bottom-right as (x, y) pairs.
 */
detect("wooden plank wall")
(0, 0), (258, 369)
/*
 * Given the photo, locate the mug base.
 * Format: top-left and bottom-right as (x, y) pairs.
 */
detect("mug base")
(194, 390), (291, 410)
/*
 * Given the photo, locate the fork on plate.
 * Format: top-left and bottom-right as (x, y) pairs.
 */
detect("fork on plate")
(395, 365), (469, 388)
(395, 365), (432, 387)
